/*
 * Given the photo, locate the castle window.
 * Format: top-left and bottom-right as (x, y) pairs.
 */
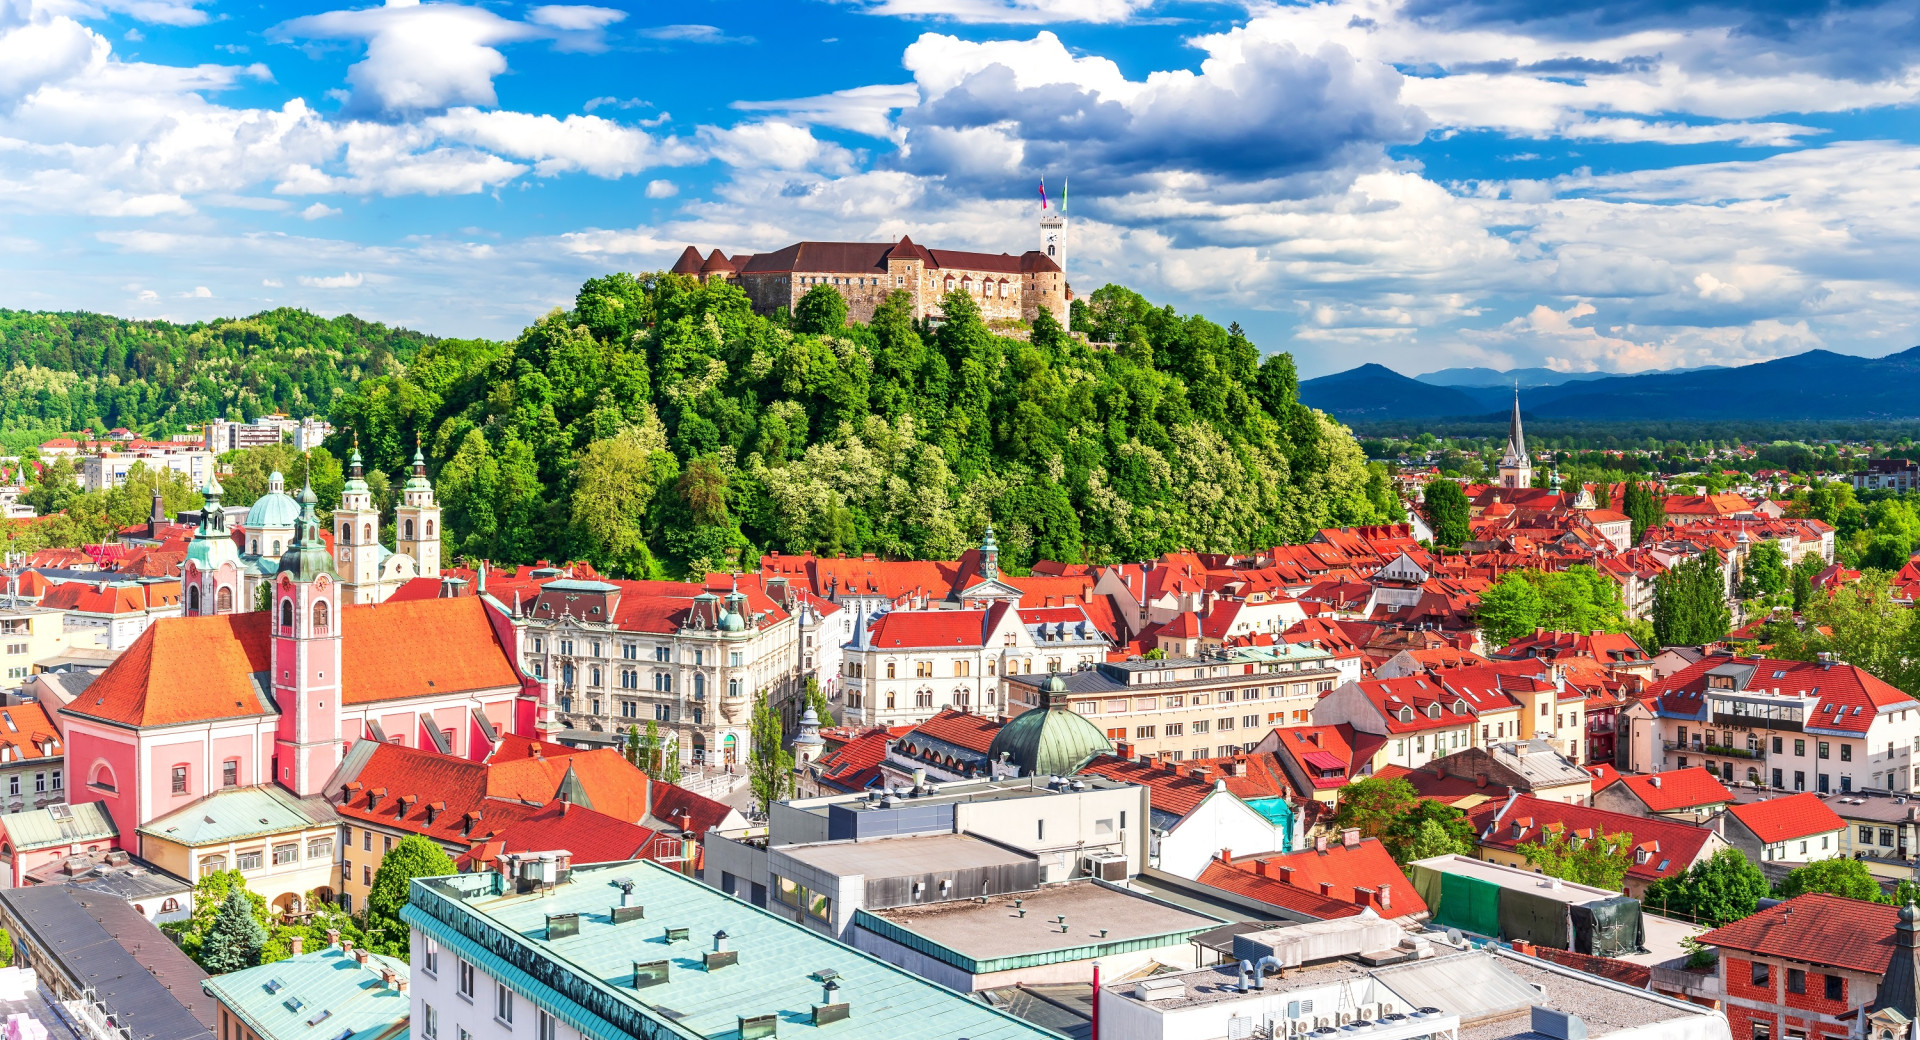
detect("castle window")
(363, 524), (373, 542)
(215, 586), (232, 613)
(314, 601), (330, 634)
(281, 600), (294, 629)
(340, 523), (350, 544)
(404, 519), (415, 540)
(272, 540), (281, 554)
(426, 520), (435, 536)
(188, 585), (200, 613)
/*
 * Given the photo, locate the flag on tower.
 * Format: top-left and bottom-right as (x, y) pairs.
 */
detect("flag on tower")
(1038, 176), (1048, 209)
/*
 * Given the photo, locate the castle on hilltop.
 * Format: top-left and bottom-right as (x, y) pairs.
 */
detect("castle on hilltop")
(672, 211), (1071, 325)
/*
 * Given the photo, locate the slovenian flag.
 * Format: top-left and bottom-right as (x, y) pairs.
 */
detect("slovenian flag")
(1038, 177), (1048, 209)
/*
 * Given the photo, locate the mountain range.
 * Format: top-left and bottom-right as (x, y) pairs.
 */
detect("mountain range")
(1303, 347), (1920, 422)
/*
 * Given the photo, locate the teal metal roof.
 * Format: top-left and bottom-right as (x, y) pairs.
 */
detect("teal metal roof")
(1243, 796), (1297, 837)
(202, 946), (410, 1040)
(244, 488), (302, 531)
(138, 785), (337, 847)
(986, 700), (1112, 779)
(0, 801), (117, 851)
(402, 860), (1065, 1040)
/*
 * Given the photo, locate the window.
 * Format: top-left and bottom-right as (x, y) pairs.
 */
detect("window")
(236, 849), (263, 870)
(1135, 726), (1156, 739)
(1819, 741), (1831, 759)
(1218, 717), (1235, 731)
(1795, 739), (1806, 756)
(384, 835), (393, 854)
(536, 1012), (556, 1040)
(1787, 969), (1806, 994)
(272, 843), (299, 865)
(308, 837), (333, 859)
(1165, 722), (1184, 736)
(458, 959), (475, 998)
(423, 1005), (438, 1040)
(5, 777), (13, 797)
(622, 670), (637, 690)
(200, 855), (226, 873)
(1863, 825), (1877, 843)
(1243, 714), (1259, 729)
(1842, 744), (1853, 762)
(363, 865), (372, 885)
(495, 986), (514, 1028)
(222, 760), (239, 787)
(623, 643), (637, 660)
(1773, 736), (1784, 754)
(622, 700), (637, 718)
(171, 765), (188, 794)
(1752, 961), (1770, 987)
(1884, 828), (1898, 847)
(1825, 974), (1843, 1001)
(1193, 720), (1210, 734)
(1753, 1022), (1770, 1040)
(364, 830), (373, 851)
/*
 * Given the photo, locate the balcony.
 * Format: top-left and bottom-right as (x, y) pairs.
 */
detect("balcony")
(1712, 712), (1802, 733)
(1665, 740), (1763, 759)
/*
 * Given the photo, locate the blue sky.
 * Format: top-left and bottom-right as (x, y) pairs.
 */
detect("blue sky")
(4, 0), (1920, 377)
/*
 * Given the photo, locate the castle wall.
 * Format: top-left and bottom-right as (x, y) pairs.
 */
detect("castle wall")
(735, 252), (1068, 327)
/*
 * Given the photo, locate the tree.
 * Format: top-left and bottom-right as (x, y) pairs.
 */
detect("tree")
(748, 690), (792, 815)
(365, 835), (456, 954)
(164, 870), (268, 967)
(202, 887), (268, 974)
(1422, 479), (1471, 547)
(659, 736), (683, 785)
(1790, 552), (1825, 611)
(1762, 575), (1920, 693)
(1622, 481), (1666, 544)
(1517, 827), (1636, 890)
(1742, 540), (1788, 599)
(1640, 848), (1769, 926)
(1329, 776), (1418, 843)
(1477, 572), (1546, 646)
(803, 674), (835, 727)
(1652, 551), (1731, 647)
(1399, 816), (1474, 862)
(1775, 857), (1882, 902)
(623, 724), (643, 767)
(792, 285), (849, 336)
(0, 926), (16, 965)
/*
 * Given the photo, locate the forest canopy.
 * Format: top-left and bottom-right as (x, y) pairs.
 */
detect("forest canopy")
(301, 277), (1399, 578)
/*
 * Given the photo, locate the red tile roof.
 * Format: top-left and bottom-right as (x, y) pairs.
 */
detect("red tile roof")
(454, 800), (657, 871)
(866, 609), (989, 648)
(1726, 792), (1845, 844)
(814, 729), (891, 791)
(1270, 725), (1386, 789)
(1471, 793), (1714, 883)
(1353, 676), (1478, 733)
(1078, 752), (1293, 817)
(67, 597), (523, 728)
(648, 782), (737, 835)
(1198, 838), (1425, 919)
(900, 709), (1000, 754)
(1528, 947), (1653, 988)
(1699, 893), (1899, 974)
(1612, 768), (1732, 813)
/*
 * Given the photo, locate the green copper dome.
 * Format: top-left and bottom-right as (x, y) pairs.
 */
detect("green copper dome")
(244, 471), (301, 530)
(987, 674), (1111, 778)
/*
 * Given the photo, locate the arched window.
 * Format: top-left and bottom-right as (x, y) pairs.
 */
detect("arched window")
(250, 539), (258, 554)
(314, 601), (330, 634)
(426, 519), (435, 536)
(187, 585), (200, 613)
(404, 519), (415, 540)
(693, 673), (705, 698)
(339, 523), (350, 544)
(215, 586), (232, 613)
(362, 523), (372, 542)
(89, 762), (116, 793)
(272, 540), (281, 554)
(280, 599), (294, 629)
(160, 898), (179, 913)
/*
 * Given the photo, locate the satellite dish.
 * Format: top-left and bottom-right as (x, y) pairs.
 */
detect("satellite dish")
(1446, 928), (1463, 944)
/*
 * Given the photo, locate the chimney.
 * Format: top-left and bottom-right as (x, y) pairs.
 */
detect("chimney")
(1221, 849), (1234, 866)
(1257, 859), (1277, 879)
(1279, 865), (1295, 884)
(1115, 741), (1134, 760)
(1342, 827), (1360, 848)
(1314, 835), (1328, 853)
(1189, 767), (1213, 782)
(340, 939), (354, 956)
(1162, 759), (1179, 774)
(1353, 886), (1373, 907)
(290, 935), (304, 957)
(1377, 883), (1392, 909)
(1475, 775), (1487, 789)
(355, 949), (371, 966)
(1512, 940), (1535, 956)
(327, 929), (341, 948)
(1319, 881), (1333, 897)
(1307, 731), (1321, 746)
(1651, 775), (1662, 788)
(397, 979), (409, 994)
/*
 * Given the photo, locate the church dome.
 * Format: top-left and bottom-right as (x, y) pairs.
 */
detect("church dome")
(986, 674), (1111, 778)
(245, 472), (301, 530)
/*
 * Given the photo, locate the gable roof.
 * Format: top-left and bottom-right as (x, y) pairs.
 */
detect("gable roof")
(900, 708), (1001, 755)
(453, 800), (657, 871)
(1699, 892), (1899, 974)
(647, 781), (739, 835)
(65, 597), (523, 729)
(1077, 752), (1293, 817)
(1471, 793), (1714, 883)
(1197, 838), (1425, 919)
(1612, 768), (1732, 813)
(1726, 792), (1846, 844)
(813, 729), (892, 792)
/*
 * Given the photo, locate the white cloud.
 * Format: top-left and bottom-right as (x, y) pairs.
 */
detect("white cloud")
(179, 284), (211, 297)
(645, 178), (677, 198)
(733, 83), (920, 138)
(698, 121), (854, 172)
(525, 5), (624, 32)
(845, 0), (1154, 25)
(300, 271), (364, 288)
(301, 202), (340, 219)
(426, 108), (701, 177)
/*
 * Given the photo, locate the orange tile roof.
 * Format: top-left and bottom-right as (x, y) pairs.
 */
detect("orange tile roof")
(1613, 768), (1732, 813)
(1727, 792), (1845, 845)
(1699, 893), (1899, 974)
(67, 597), (522, 729)
(1199, 838), (1425, 919)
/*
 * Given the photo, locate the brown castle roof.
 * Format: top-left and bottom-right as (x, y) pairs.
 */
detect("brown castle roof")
(723, 239), (1062, 277)
(699, 248), (734, 274)
(669, 246), (703, 275)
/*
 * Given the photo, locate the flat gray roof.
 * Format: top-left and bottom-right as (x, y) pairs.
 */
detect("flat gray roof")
(776, 833), (1030, 877)
(869, 881), (1221, 962)
(1464, 953), (1719, 1040)
(790, 775), (1134, 817)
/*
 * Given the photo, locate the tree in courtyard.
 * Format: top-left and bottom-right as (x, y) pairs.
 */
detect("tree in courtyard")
(1517, 827), (1636, 890)
(1422, 479), (1471, 547)
(365, 835), (456, 955)
(1622, 482), (1666, 544)
(202, 887), (268, 974)
(1652, 551), (1731, 647)
(1640, 848), (1769, 926)
(1476, 573), (1546, 646)
(1329, 777), (1475, 864)
(748, 690), (792, 814)
(1774, 857), (1880, 902)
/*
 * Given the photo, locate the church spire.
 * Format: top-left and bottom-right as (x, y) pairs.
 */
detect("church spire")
(1506, 384), (1526, 461)
(1497, 385), (1533, 490)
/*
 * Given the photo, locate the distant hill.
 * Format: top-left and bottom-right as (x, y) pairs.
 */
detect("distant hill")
(1303, 347), (1920, 422)
(1296, 364), (1486, 421)
(1414, 366), (1611, 388)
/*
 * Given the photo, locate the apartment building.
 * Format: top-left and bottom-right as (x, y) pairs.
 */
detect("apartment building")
(1000, 648), (1341, 761)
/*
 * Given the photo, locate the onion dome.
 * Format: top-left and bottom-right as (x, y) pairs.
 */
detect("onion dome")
(986, 674), (1112, 778)
(244, 471), (301, 530)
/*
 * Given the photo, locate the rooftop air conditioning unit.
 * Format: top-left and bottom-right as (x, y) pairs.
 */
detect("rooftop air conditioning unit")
(1135, 977), (1185, 1002)
(1083, 852), (1128, 882)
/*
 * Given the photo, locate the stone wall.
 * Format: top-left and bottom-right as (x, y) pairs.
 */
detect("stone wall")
(736, 259), (1067, 326)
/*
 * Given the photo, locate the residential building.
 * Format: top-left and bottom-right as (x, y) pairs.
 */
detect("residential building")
(1630, 654), (1920, 793)
(1828, 789), (1920, 883)
(37, 580), (181, 652)
(1079, 751), (1301, 877)
(0, 699), (64, 813)
(1005, 651), (1340, 762)
(0, 885), (215, 1040)
(203, 940), (409, 1040)
(77, 448), (215, 493)
(1714, 792), (1846, 868)
(1591, 767), (1735, 822)
(1468, 792), (1727, 898)
(1312, 675), (1477, 770)
(0, 604), (72, 682)
(403, 857), (1062, 1040)
(1261, 724), (1389, 808)
(1851, 458), (1920, 492)
(136, 785), (339, 916)
(516, 576), (799, 768)
(19, 846), (192, 922)
(1701, 893), (1916, 1040)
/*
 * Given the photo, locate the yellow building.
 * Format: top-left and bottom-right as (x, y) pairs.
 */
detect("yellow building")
(137, 785), (339, 915)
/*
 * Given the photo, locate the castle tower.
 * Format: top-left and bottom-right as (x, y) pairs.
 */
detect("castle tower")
(182, 472), (242, 616)
(1497, 388), (1533, 490)
(271, 478), (343, 797)
(334, 446), (382, 604)
(394, 445), (441, 579)
(1040, 179), (1066, 284)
